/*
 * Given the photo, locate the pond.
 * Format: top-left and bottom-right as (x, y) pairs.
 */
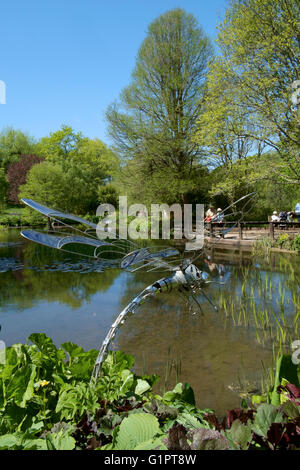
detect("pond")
(0, 229), (299, 415)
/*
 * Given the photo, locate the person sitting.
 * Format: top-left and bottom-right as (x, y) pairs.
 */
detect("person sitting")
(288, 211), (296, 222)
(204, 206), (215, 222)
(279, 210), (288, 222)
(213, 208), (224, 223)
(271, 211), (280, 222)
(279, 210), (288, 229)
(213, 208), (225, 238)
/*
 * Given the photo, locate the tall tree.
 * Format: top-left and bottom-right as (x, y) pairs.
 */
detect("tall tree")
(106, 8), (213, 205)
(199, 0), (300, 184)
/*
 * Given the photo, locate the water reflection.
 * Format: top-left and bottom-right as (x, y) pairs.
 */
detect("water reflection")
(116, 298), (272, 413)
(0, 229), (299, 415)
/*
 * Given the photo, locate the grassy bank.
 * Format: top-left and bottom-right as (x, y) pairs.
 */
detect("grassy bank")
(0, 206), (45, 228)
(252, 234), (300, 255)
(0, 205), (100, 229)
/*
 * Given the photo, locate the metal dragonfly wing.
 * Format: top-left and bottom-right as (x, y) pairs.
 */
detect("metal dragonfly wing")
(20, 198), (181, 265)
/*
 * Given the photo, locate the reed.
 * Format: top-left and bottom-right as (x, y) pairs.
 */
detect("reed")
(162, 347), (182, 394)
(218, 260), (299, 394)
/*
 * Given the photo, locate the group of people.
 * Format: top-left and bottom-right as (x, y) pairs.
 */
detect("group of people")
(204, 201), (300, 226)
(204, 206), (224, 223)
(271, 202), (300, 223)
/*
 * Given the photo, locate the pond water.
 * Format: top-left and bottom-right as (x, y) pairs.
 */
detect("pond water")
(0, 229), (299, 415)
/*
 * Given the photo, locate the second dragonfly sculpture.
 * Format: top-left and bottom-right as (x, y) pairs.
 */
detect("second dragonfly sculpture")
(20, 193), (256, 379)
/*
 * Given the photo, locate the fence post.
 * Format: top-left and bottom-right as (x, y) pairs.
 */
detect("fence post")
(238, 222), (243, 240)
(269, 222), (274, 240)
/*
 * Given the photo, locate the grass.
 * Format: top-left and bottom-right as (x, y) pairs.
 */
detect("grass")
(0, 204), (46, 228)
(3, 205), (25, 215)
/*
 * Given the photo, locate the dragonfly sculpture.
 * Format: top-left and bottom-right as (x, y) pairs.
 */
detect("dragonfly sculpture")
(20, 193), (256, 379)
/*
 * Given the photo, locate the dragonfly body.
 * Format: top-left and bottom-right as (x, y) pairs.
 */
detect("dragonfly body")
(92, 264), (210, 379)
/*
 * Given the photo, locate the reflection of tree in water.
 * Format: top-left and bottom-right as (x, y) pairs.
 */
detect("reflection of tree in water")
(0, 239), (121, 310)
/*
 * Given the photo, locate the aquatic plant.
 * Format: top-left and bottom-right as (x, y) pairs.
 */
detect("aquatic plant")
(293, 234), (300, 252)
(217, 262), (299, 396)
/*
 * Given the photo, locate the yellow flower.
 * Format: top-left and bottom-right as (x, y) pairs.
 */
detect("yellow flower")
(39, 380), (50, 387)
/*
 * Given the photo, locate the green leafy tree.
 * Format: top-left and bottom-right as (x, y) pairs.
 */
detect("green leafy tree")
(20, 127), (120, 214)
(77, 138), (120, 180)
(208, 152), (300, 218)
(106, 8), (213, 205)
(19, 162), (67, 210)
(19, 160), (99, 214)
(36, 125), (87, 165)
(202, 0), (300, 184)
(36, 125), (119, 175)
(194, 66), (266, 170)
(0, 127), (36, 169)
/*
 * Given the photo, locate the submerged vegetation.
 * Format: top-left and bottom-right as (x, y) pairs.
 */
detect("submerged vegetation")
(0, 333), (299, 450)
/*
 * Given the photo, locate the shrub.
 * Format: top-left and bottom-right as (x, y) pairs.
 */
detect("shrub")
(277, 233), (289, 246)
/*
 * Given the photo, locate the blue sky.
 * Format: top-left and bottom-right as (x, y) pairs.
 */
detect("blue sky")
(0, 0), (228, 146)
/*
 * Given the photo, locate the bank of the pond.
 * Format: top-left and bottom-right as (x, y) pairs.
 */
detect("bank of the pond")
(205, 234), (300, 254)
(1, 221), (300, 253)
(250, 234), (300, 254)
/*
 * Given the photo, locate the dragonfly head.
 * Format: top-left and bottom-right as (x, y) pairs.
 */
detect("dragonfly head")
(184, 264), (210, 287)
